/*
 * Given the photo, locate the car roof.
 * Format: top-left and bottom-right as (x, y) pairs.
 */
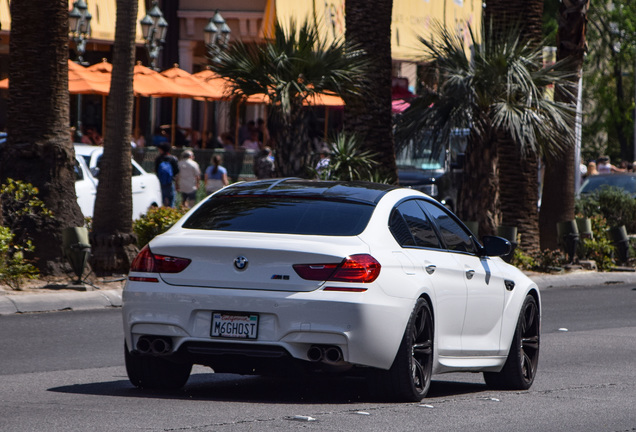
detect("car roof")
(216, 178), (400, 205)
(73, 143), (102, 156)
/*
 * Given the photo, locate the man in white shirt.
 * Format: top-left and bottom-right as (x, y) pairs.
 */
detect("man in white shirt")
(176, 150), (201, 208)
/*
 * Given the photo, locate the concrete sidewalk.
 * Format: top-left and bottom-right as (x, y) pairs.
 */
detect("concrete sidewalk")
(1, 271), (635, 316)
(0, 288), (122, 315)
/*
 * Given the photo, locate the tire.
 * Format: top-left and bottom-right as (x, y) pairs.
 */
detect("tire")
(125, 342), (192, 390)
(484, 294), (540, 390)
(370, 298), (434, 401)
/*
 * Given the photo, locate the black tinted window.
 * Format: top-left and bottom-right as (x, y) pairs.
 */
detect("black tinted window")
(392, 200), (441, 248)
(420, 202), (474, 253)
(389, 209), (415, 246)
(183, 196), (374, 236)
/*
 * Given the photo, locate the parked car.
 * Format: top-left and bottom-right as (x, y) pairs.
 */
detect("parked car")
(122, 179), (540, 401)
(579, 173), (636, 198)
(74, 144), (162, 218)
(396, 129), (469, 211)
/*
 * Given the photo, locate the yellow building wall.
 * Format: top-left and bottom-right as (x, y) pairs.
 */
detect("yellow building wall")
(0, 0), (147, 43)
(272, 0), (481, 61)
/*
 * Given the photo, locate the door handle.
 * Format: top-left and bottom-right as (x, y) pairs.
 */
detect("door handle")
(425, 265), (436, 275)
(465, 269), (475, 280)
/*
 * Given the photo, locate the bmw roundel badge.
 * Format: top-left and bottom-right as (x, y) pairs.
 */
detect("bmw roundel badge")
(234, 256), (248, 271)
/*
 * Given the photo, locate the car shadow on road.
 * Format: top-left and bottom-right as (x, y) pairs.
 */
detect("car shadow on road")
(49, 372), (488, 404)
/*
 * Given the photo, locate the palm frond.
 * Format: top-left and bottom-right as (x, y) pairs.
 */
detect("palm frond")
(395, 19), (577, 158)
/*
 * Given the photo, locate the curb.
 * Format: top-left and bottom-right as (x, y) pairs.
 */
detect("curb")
(0, 289), (122, 316)
(528, 271), (636, 290)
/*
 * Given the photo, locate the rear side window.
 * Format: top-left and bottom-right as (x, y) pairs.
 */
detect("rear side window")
(390, 200), (441, 249)
(420, 201), (475, 253)
(182, 196), (374, 236)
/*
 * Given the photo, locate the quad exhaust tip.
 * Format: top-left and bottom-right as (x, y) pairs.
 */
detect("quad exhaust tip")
(307, 345), (343, 364)
(136, 336), (172, 356)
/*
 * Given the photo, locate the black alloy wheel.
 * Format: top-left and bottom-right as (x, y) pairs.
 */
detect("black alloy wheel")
(409, 299), (434, 394)
(371, 298), (434, 401)
(484, 294), (540, 390)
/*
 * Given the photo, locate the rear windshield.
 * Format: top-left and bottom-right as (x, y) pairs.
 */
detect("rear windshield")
(182, 196), (375, 236)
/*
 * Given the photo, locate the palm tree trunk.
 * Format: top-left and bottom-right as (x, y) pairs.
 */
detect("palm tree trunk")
(270, 102), (313, 177)
(539, 0), (589, 250)
(2, 0), (84, 275)
(486, 0), (544, 252)
(90, 0), (138, 275)
(459, 133), (500, 237)
(498, 136), (540, 252)
(344, 0), (397, 183)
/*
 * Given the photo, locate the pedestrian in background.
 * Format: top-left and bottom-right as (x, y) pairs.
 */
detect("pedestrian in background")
(597, 155), (625, 174)
(155, 142), (180, 207)
(315, 144), (331, 178)
(176, 150), (201, 208)
(253, 146), (275, 179)
(205, 155), (229, 194)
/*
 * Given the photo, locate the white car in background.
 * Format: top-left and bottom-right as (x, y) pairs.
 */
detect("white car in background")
(74, 144), (161, 219)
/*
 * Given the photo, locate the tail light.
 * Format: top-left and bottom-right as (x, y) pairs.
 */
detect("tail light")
(293, 254), (381, 283)
(130, 245), (191, 273)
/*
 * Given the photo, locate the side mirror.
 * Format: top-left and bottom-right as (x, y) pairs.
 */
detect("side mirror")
(480, 235), (512, 257)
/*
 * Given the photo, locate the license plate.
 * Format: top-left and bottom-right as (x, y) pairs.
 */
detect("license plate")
(211, 312), (259, 339)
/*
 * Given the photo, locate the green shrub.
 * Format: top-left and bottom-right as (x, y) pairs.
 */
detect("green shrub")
(310, 133), (392, 183)
(530, 249), (568, 272)
(580, 215), (616, 271)
(511, 246), (536, 271)
(0, 227), (38, 290)
(133, 206), (187, 248)
(0, 179), (53, 290)
(576, 186), (636, 232)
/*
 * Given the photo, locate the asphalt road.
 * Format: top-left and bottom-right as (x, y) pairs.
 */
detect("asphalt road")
(1, 282), (635, 431)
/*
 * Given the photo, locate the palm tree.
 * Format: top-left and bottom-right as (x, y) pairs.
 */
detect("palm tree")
(90, 0), (139, 275)
(1, 0), (84, 274)
(211, 20), (368, 177)
(539, 0), (590, 250)
(395, 23), (576, 237)
(485, 1), (545, 253)
(344, 0), (397, 183)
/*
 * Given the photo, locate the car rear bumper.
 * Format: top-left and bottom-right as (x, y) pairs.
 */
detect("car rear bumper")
(122, 278), (413, 370)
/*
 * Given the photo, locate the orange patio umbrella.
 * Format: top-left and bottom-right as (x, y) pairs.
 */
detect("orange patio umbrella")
(86, 60), (188, 142)
(68, 60), (110, 95)
(161, 65), (230, 146)
(192, 68), (267, 147)
(304, 90), (345, 138)
(1, 60), (110, 94)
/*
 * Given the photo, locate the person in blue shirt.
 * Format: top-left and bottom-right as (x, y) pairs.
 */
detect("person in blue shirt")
(154, 143), (180, 207)
(204, 155), (229, 194)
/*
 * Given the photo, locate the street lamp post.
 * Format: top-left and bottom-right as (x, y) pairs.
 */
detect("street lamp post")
(204, 10), (231, 63)
(140, 1), (168, 143)
(203, 10), (231, 147)
(69, 0), (92, 142)
(140, 1), (168, 71)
